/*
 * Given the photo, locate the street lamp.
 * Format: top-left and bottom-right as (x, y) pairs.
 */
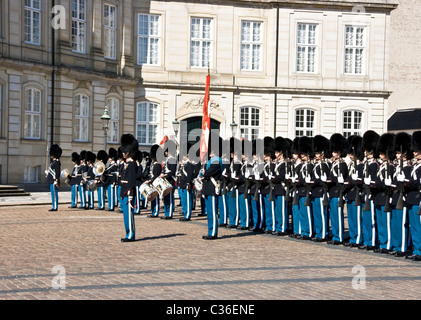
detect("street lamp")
(172, 118), (180, 136)
(230, 121), (238, 137)
(101, 105), (111, 151)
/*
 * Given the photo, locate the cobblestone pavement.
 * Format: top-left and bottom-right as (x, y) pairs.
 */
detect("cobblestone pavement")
(1, 200), (421, 302)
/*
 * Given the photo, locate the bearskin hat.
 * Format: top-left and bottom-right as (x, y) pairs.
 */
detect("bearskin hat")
(412, 131), (421, 153)
(120, 133), (139, 157)
(362, 130), (380, 155)
(49, 144), (62, 159)
(230, 137), (241, 158)
(377, 133), (395, 160)
(291, 137), (300, 155)
(274, 136), (290, 156)
(330, 133), (348, 156)
(394, 132), (413, 160)
(117, 147), (124, 160)
(97, 150), (108, 164)
(108, 147), (117, 162)
(348, 135), (364, 161)
(150, 144), (160, 161)
(71, 152), (80, 164)
(313, 135), (330, 155)
(263, 136), (275, 159)
(80, 150), (87, 162)
(299, 136), (313, 157)
(85, 151), (96, 164)
(133, 150), (143, 163)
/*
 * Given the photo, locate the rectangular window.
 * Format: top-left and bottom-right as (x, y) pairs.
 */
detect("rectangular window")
(344, 26), (365, 74)
(240, 107), (260, 140)
(24, 0), (41, 45)
(136, 102), (159, 145)
(240, 21), (263, 71)
(72, 0), (86, 53)
(104, 4), (117, 59)
(295, 109), (315, 137)
(75, 94), (89, 142)
(24, 166), (39, 183)
(24, 88), (41, 139)
(137, 14), (161, 65)
(343, 110), (363, 138)
(296, 23), (318, 73)
(190, 17), (212, 68)
(107, 98), (120, 144)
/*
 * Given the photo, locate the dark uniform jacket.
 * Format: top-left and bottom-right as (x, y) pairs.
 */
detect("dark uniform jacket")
(178, 160), (194, 189)
(47, 159), (61, 185)
(120, 159), (137, 198)
(162, 156), (177, 185)
(407, 160), (421, 205)
(373, 160), (395, 206)
(202, 157), (222, 196)
(297, 161), (314, 198)
(328, 160), (348, 198)
(273, 159), (287, 196)
(345, 160), (364, 202)
(311, 160), (330, 199)
(69, 165), (80, 186)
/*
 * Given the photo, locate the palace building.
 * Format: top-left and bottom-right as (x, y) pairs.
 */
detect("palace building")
(0, 0), (403, 185)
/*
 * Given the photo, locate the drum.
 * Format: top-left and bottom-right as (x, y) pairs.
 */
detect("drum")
(152, 177), (173, 198)
(193, 178), (203, 192)
(87, 180), (98, 192)
(139, 182), (158, 202)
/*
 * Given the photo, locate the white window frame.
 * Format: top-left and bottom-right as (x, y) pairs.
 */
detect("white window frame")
(295, 108), (315, 138)
(240, 106), (261, 141)
(107, 97), (120, 144)
(344, 25), (366, 75)
(240, 21), (263, 71)
(190, 17), (213, 68)
(104, 4), (117, 59)
(24, 166), (39, 183)
(296, 23), (318, 73)
(72, 0), (86, 53)
(74, 94), (89, 142)
(24, 0), (41, 45)
(24, 88), (41, 140)
(137, 14), (161, 66)
(343, 110), (363, 138)
(136, 102), (159, 145)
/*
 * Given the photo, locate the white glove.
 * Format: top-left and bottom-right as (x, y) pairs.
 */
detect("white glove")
(364, 177), (371, 185)
(397, 172), (405, 182)
(285, 173), (290, 180)
(45, 170), (49, 175)
(351, 173), (358, 181)
(291, 176), (297, 184)
(384, 177), (392, 186)
(338, 175), (344, 184)
(305, 176), (311, 183)
(321, 173), (327, 182)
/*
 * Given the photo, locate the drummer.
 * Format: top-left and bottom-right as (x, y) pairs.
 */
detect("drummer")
(178, 142), (195, 221)
(160, 139), (178, 219)
(146, 144), (162, 218)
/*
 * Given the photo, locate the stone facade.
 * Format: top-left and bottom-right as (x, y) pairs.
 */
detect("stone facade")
(0, 0), (397, 185)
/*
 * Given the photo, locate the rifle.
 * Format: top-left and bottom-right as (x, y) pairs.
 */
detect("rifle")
(363, 160), (371, 212)
(336, 158), (345, 209)
(395, 146), (405, 210)
(353, 152), (362, 206)
(384, 151), (392, 213)
(303, 157), (312, 206)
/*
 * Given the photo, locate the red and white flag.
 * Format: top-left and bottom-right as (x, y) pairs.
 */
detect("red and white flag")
(200, 71), (211, 162)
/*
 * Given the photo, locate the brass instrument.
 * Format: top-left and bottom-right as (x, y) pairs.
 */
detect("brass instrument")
(60, 169), (71, 185)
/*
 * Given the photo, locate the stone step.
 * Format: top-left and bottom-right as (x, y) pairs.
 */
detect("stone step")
(0, 185), (31, 197)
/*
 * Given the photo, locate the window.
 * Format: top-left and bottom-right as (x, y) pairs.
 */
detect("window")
(344, 26), (366, 74)
(137, 14), (161, 65)
(24, 166), (39, 183)
(72, 0), (86, 53)
(24, 88), (41, 139)
(296, 23), (318, 73)
(136, 102), (159, 144)
(240, 107), (260, 140)
(107, 98), (120, 144)
(104, 4), (117, 59)
(343, 110), (363, 138)
(295, 109), (315, 137)
(75, 94), (89, 142)
(24, 0), (41, 45)
(190, 17), (212, 68)
(240, 21), (263, 71)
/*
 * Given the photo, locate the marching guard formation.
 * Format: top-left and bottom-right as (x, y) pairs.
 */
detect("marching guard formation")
(49, 129), (421, 261)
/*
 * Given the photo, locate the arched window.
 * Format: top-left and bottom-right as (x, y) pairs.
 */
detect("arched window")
(24, 88), (41, 139)
(74, 94), (89, 142)
(295, 108), (315, 137)
(136, 101), (159, 145)
(106, 98), (120, 144)
(240, 106), (260, 140)
(343, 110), (363, 138)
